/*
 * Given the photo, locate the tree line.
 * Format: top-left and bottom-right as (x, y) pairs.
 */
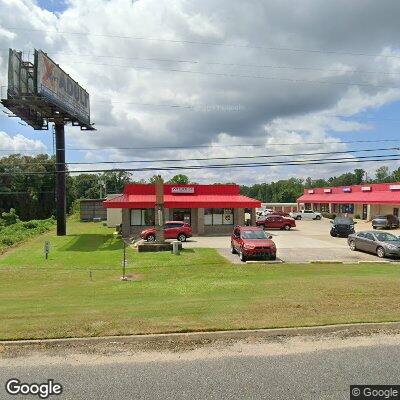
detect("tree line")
(1, 154), (400, 220)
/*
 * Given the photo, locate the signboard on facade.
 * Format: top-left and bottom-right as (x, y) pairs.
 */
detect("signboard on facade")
(324, 188), (332, 193)
(389, 185), (400, 191)
(308, 189), (314, 194)
(343, 187), (352, 192)
(171, 187), (195, 194)
(36, 50), (90, 125)
(361, 186), (372, 192)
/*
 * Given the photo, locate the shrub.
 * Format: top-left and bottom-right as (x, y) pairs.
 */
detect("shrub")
(1, 208), (19, 226)
(322, 212), (336, 220)
(354, 214), (361, 219)
(0, 217), (55, 251)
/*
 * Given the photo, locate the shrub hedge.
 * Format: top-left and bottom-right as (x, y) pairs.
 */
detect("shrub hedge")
(0, 217), (55, 251)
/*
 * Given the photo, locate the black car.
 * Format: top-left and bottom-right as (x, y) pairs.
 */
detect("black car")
(330, 217), (356, 237)
(372, 214), (399, 230)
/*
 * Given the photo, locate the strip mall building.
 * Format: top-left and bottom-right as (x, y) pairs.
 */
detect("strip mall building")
(104, 184), (260, 237)
(297, 182), (400, 220)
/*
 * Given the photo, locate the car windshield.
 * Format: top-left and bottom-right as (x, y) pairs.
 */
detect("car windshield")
(334, 218), (353, 224)
(241, 230), (269, 239)
(375, 232), (400, 242)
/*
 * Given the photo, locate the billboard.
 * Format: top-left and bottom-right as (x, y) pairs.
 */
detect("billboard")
(7, 49), (34, 97)
(35, 50), (90, 125)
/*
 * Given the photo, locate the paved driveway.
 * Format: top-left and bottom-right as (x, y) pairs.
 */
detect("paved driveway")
(184, 219), (400, 263)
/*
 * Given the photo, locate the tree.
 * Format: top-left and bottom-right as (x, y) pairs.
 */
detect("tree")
(168, 174), (190, 184)
(148, 174), (163, 184)
(375, 166), (390, 183)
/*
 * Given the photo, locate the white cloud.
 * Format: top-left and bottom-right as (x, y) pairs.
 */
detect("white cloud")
(1, 0), (400, 183)
(0, 131), (47, 155)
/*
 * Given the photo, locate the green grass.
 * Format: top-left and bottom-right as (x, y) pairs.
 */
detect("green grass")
(0, 219), (400, 340)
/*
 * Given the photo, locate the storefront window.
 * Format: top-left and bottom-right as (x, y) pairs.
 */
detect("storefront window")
(338, 204), (354, 214)
(320, 203), (329, 212)
(204, 208), (234, 225)
(130, 209), (155, 226)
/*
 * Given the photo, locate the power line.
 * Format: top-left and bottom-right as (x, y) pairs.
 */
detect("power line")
(3, 48), (400, 77)
(3, 27), (400, 60)
(0, 153), (399, 175)
(0, 146), (398, 167)
(57, 61), (397, 89)
(0, 138), (399, 153)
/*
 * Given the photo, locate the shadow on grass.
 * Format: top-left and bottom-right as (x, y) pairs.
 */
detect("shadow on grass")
(61, 234), (123, 252)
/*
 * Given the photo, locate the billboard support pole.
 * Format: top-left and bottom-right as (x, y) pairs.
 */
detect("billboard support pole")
(55, 121), (66, 236)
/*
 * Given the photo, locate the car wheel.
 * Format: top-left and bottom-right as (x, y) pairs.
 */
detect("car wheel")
(231, 243), (237, 254)
(330, 231), (337, 237)
(349, 240), (357, 251)
(373, 226), (377, 229)
(147, 234), (156, 242)
(296, 216), (301, 220)
(316, 215), (321, 220)
(284, 224), (291, 231)
(376, 246), (385, 258)
(239, 250), (247, 262)
(177, 233), (187, 242)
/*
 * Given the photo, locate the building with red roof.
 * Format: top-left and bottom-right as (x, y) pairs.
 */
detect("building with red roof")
(297, 182), (400, 220)
(104, 183), (260, 237)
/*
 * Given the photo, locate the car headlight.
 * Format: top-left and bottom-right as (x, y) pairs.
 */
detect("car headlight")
(243, 244), (255, 250)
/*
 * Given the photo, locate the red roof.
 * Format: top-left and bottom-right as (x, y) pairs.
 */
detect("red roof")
(104, 184), (260, 209)
(298, 182), (400, 204)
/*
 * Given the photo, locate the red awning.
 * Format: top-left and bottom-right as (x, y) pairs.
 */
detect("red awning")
(298, 191), (400, 204)
(104, 194), (260, 209)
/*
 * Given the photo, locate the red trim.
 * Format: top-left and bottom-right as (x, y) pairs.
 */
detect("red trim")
(298, 182), (400, 204)
(104, 184), (261, 209)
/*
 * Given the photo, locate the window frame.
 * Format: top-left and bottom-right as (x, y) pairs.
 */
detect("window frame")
(130, 208), (155, 226)
(204, 208), (234, 226)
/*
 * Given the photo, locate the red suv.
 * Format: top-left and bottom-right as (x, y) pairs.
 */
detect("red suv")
(231, 226), (277, 262)
(140, 221), (192, 242)
(256, 215), (296, 230)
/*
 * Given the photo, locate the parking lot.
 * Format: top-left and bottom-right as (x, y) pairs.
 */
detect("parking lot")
(184, 219), (400, 263)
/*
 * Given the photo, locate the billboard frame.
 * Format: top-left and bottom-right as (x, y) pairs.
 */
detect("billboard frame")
(1, 48), (95, 131)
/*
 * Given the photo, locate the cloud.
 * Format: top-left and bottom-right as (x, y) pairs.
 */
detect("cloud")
(0, 131), (47, 155)
(1, 0), (400, 183)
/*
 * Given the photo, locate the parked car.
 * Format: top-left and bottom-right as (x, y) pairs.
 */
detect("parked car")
(347, 231), (400, 258)
(256, 209), (273, 219)
(231, 226), (277, 262)
(256, 215), (296, 230)
(140, 221), (192, 242)
(268, 210), (290, 217)
(289, 210), (322, 220)
(330, 217), (356, 237)
(372, 214), (400, 230)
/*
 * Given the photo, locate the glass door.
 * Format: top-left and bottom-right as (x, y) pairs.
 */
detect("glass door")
(362, 204), (368, 220)
(172, 209), (191, 225)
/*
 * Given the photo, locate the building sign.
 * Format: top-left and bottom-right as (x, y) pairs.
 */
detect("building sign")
(171, 187), (195, 194)
(324, 188), (332, 193)
(361, 186), (372, 192)
(308, 189), (314, 194)
(36, 50), (90, 125)
(389, 185), (400, 191)
(343, 187), (352, 192)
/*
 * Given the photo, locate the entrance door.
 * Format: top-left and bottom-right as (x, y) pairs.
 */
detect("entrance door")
(172, 209), (191, 225)
(362, 204), (368, 220)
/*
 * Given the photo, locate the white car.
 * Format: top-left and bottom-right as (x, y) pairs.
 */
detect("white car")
(289, 210), (322, 220)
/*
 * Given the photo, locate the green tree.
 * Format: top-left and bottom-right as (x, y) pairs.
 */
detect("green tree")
(168, 174), (190, 184)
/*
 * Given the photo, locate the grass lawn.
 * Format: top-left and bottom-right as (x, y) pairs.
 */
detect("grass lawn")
(0, 219), (400, 340)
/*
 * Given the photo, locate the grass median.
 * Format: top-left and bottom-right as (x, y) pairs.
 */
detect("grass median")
(0, 219), (400, 340)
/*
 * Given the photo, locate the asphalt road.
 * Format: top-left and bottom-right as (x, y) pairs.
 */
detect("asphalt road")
(1, 335), (400, 400)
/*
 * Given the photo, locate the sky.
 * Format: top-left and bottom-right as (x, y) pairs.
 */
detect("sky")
(1, 0), (400, 184)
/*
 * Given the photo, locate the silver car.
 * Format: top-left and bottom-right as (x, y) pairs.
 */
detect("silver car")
(347, 231), (400, 258)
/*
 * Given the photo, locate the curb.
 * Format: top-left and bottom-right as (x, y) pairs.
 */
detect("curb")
(2, 321), (400, 349)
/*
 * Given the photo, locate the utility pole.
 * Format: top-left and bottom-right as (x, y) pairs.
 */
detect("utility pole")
(55, 121), (66, 236)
